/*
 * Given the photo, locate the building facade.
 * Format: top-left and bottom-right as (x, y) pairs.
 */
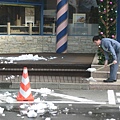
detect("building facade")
(0, 0), (118, 53)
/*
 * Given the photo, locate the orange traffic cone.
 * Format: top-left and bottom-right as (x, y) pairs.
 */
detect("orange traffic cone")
(17, 67), (34, 101)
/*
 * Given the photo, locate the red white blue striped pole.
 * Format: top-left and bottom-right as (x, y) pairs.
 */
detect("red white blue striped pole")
(56, 0), (68, 53)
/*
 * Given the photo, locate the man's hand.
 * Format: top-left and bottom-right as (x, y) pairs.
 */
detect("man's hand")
(113, 60), (117, 64)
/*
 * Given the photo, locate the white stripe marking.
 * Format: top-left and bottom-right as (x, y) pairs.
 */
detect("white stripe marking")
(116, 92), (120, 96)
(0, 100), (106, 105)
(31, 89), (106, 105)
(117, 98), (120, 103)
(49, 92), (93, 102)
(119, 106), (120, 111)
(107, 90), (116, 105)
(32, 89), (100, 103)
(45, 101), (106, 104)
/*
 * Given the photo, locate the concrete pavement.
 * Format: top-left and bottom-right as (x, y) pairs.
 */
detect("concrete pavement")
(0, 89), (119, 120)
(0, 88), (120, 106)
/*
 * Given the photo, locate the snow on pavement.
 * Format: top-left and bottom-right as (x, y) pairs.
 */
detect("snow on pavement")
(0, 54), (57, 63)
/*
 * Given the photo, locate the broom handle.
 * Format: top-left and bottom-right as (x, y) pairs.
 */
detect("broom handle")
(96, 62), (114, 71)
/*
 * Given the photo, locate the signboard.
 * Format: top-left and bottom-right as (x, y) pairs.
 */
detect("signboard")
(73, 14), (86, 24)
(25, 7), (34, 26)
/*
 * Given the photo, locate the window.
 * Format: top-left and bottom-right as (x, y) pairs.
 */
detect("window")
(68, 0), (99, 35)
(19, 0), (42, 3)
(43, 0), (56, 35)
(0, 5), (40, 35)
(0, 0), (99, 36)
(43, 0), (99, 35)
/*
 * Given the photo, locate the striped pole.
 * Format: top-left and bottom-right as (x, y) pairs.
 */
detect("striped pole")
(56, 0), (68, 53)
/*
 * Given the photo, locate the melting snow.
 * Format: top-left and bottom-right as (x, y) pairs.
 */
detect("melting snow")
(27, 109), (37, 118)
(0, 54), (57, 62)
(0, 88), (58, 118)
(86, 77), (96, 82)
(45, 117), (51, 120)
(86, 68), (96, 72)
(0, 107), (4, 114)
(31, 88), (54, 94)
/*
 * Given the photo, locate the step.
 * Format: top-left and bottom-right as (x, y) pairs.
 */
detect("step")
(89, 78), (120, 90)
(0, 75), (89, 89)
(91, 71), (120, 79)
(90, 54), (120, 90)
(91, 64), (120, 71)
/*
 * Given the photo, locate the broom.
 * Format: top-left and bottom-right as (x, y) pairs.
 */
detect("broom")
(86, 62), (114, 72)
(86, 62), (114, 82)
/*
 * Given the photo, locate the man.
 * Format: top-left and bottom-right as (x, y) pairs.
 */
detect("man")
(92, 35), (120, 82)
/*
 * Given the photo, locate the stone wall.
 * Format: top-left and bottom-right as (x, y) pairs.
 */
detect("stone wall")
(0, 35), (98, 53)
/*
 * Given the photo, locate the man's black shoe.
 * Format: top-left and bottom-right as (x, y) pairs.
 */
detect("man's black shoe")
(103, 79), (116, 83)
